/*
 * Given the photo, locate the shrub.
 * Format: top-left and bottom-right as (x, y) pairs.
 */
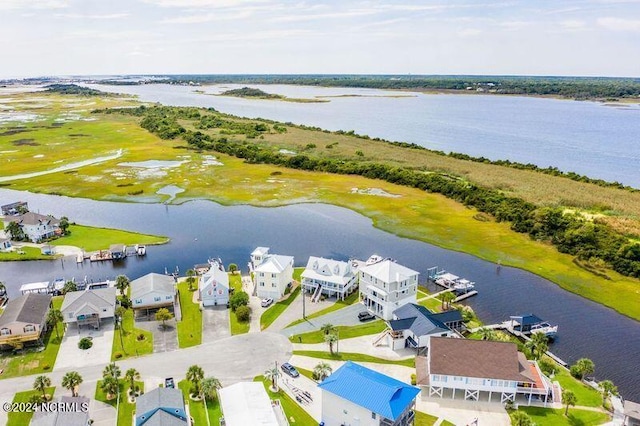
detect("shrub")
(229, 291), (249, 311)
(78, 337), (93, 350)
(137, 333), (146, 341)
(236, 305), (251, 322)
(355, 150), (364, 156)
(570, 364), (582, 379)
(305, 143), (316, 150)
(114, 352), (123, 359)
(411, 374), (416, 385)
(539, 358), (557, 376)
(42, 364), (50, 370)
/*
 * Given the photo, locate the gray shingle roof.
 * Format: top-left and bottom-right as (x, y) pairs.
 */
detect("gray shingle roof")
(31, 396), (90, 426)
(131, 273), (175, 300)
(0, 293), (51, 327)
(9, 211), (59, 226)
(136, 388), (187, 426)
(392, 304), (449, 337)
(61, 287), (116, 315)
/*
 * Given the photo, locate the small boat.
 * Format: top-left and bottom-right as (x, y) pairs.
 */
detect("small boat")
(135, 244), (146, 256)
(510, 314), (558, 339)
(52, 278), (66, 294)
(365, 254), (385, 265)
(452, 278), (475, 293)
(530, 322), (559, 339)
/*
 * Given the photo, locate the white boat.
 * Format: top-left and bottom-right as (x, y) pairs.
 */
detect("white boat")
(135, 244), (146, 256)
(365, 254), (385, 265)
(530, 322), (559, 339)
(52, 278), (66, 293)
(453, 278), (475, 292)
(434, 272), (459, 287)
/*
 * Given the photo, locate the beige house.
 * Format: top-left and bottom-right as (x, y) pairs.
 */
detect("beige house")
(0, 293), (52, 348)
(131, 273), (177, 317)
(61, 287), (117, 329)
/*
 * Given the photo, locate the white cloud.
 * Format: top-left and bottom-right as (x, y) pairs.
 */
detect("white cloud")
(141, 0), (270, 8)
(0, 0), (68, 10)
(597, 17), (640, 31)
(561, 20), (587, 30)
(55, 13), (129, 19)
(458, 28), (482, 37)
(160, 10), (253, 24)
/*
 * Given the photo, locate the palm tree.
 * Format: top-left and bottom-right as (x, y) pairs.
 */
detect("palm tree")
(33, 375), (51, 401)
(124, 368), (140, 394)
(562, 389), (577, 416)
(228, 263), (238, 275)
(477, 327), (496, 341)
(575, 358), (595, 379)
(101, 375), (120, 400)
(186, 269), (196, 291)
(103, 362), (121, 380)
(6, 221), (24, 240)
(46, 308), (63, 340)
(61, 371), (83, 397)
(439, 291), (455, 310)
(264, 366), (279, 391)
(321, 323), (335, 335)
(62, 280), (77, 294)
(598, 380), (618, 406)
(186, 365), (205, 396)
(201, 376), (222, 401)
(115, 275), (130, 297)
(526, 332), (549, 360)
(510, 411), (534, 426)
(313, 362), (332, 381)
(324, 332), (338, 355)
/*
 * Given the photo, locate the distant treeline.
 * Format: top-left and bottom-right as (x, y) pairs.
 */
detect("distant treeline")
(133, 75), (640, 100)
(220, 87), (282, 99)
(95, 105), (640, 279)
(45, 84), (108, 96)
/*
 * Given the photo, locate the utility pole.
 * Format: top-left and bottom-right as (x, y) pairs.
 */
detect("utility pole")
(302, 286), (306, 319)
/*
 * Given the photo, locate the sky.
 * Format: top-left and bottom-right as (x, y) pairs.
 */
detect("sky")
(1, 0), (639, 78)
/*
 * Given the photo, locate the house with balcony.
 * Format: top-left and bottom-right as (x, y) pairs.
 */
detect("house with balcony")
(416, 336), (553, 405)
(250, 247), (294, 300)
(359, 258), (419, 321)
(219, 382), (289, 426)
(0, 293), (51, 349)
(61, 287), (116, 330)
(318, 361), (420, 426)
(131, 273), (177, 318)
(2, 212), (60, 243)
(301, 256), (357, 301)
(199, 259), (230, 307)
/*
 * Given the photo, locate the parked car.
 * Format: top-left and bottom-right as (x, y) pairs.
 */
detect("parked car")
(358, 311), (376, 322)
(165, 377), (175, 388)
(261, 298), (274, 308)
(280, 362), (300, 378)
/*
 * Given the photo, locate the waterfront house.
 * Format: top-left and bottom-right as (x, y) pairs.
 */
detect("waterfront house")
(199, 259), (230, 307)
(359, 258), (419, 321)
(2, 212), (60, 243)
(1, 201), (28, 216)
(31, 396), (90, 426)
(301, 256), (357, 301)
(625, 400), (640, 426)
(218, 382), (288, 426)
(0, 293), (51, 348)
(318, 361), (420, 426)
(0, 237), (11, 251)
(416, 337), (553, 405)
(135, 387), (187, 426)
(250, 247), (294, 300)
(130, 273), (177, 317)
(381, 303), (461, 350)
(61, 287), (116, 330)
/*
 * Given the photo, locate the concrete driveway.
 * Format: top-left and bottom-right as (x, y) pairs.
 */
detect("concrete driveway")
(54, 321), (115, 371)
(265, 291), (334, 333)
(280, 303), (366, 336)
(136, 318), (178, 353)
(202, 306), (230, 342)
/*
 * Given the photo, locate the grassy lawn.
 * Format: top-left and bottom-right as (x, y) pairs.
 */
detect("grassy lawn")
(95, 379), (143, 426)
(285, 290), (360, 328)
(178, 379), (222, 426)
(261, 285), (301, 330)
(414, 411), (441, 426)
(228, 273), (250, 335)
(554, 368), (603, 408)
(418, 296), (445, 312)
(50, 224), (168, 252)
(518, 407), (610, 426)
(0, 296), (64, 378)
(7, 387), (55, 426)
(293, 350), (415, 368)
(111, 308), (153, 361)
(417, 289), (430, 299)
(176, 282), (202, 348)
(254, 375), (317, 426)
(289, 320), (387, 343)
(0, 245), (55, 261)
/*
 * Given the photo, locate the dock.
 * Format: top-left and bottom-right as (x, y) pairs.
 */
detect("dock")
(427, 266), (478, 298)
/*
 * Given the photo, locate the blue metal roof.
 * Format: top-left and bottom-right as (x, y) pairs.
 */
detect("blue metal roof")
(510, 314), (543, 326)
(317, 361), (420, 421)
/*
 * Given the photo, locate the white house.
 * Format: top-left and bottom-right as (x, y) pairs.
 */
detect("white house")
(250, 247), (294, 300)
(318, 361), (420, 426)
(382, 303), (461, 350)
(359, 258), (419, 321)
(301, 256), (357, 301)
(218, 382), (288, 426)
(61, 287), (116, 329)
(2, 212), (60, 243)
(0, 237), (11, 251)
(130, 273), (177, 316)
(417, 336), (553, 405)
(199, 260), (229, 307)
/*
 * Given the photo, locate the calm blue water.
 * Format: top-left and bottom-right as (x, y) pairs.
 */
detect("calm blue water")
(0, 189), (638, 400)
(89, 83), (640, 188)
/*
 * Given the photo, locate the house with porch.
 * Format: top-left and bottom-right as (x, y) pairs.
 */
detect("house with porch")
(0, 293), (51, 349)
(250, 247), (294, 300)
(31, 396), (90, 426)
(61, 287), (116, 329)
(199, 259), (229, 307)
(135, 387), (188, 426)
(131, 273), (177, 317)
(359, 258), (419, 321)
(301, 256), (357, 301)
(2, 212), (60, 243)
(380, 303), (461, 350)
(416, 336), (553, 405)
(318, 361), (420, 426)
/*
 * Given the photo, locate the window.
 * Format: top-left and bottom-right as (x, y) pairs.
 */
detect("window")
(371, 412), (376, 419)
(259, 272), (264, 277)
(102, 308), (107, 312)
(271, 273), (276, 278)
(272, 283), (276, 287)
(0, 328), (10, 336)
(260, 282), (264, 287)
(166, 295), (172, 299)
(154, 296), (161, 302)
(68, 313), (73, 318)
(24, 325), (36, 333)
(135, 299), (142, 304)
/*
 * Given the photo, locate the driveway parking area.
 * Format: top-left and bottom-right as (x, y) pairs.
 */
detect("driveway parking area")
(136, 318), (178, 353)
(54, 320), (114, 371)
(202, 306), (230, 341)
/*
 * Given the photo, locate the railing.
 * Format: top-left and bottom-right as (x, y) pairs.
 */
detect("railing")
(517, 386), (548, 395)
(0, 330), (41, 344)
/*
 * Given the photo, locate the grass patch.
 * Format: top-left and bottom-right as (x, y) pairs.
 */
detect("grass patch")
(417, 296), (444, 312)
(7, 387), (55, 426)
(228, 273), (250, 335)
(111, 308), (153, 361)
(254, 375), (317, 425)
(293, 350), (415, 368)
(260, 285), (301, 330)
(285, 290), (359, 328)
(95, 379), (143, 426)
(517, 407), (610, 426)
(414, 411), (440, 426)
(176, 282), (202, 348)
(289, 320), (386, 343)
(0, 296), (64, 378)
(0, 246), (54, 261)
(50, 224), (168, 252)
(178, 379), (221, 426)
(554, 368), (603, 408)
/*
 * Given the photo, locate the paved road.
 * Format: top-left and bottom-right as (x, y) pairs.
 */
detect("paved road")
(280, 303), (366, 337)
(265, 290), (334, 333)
